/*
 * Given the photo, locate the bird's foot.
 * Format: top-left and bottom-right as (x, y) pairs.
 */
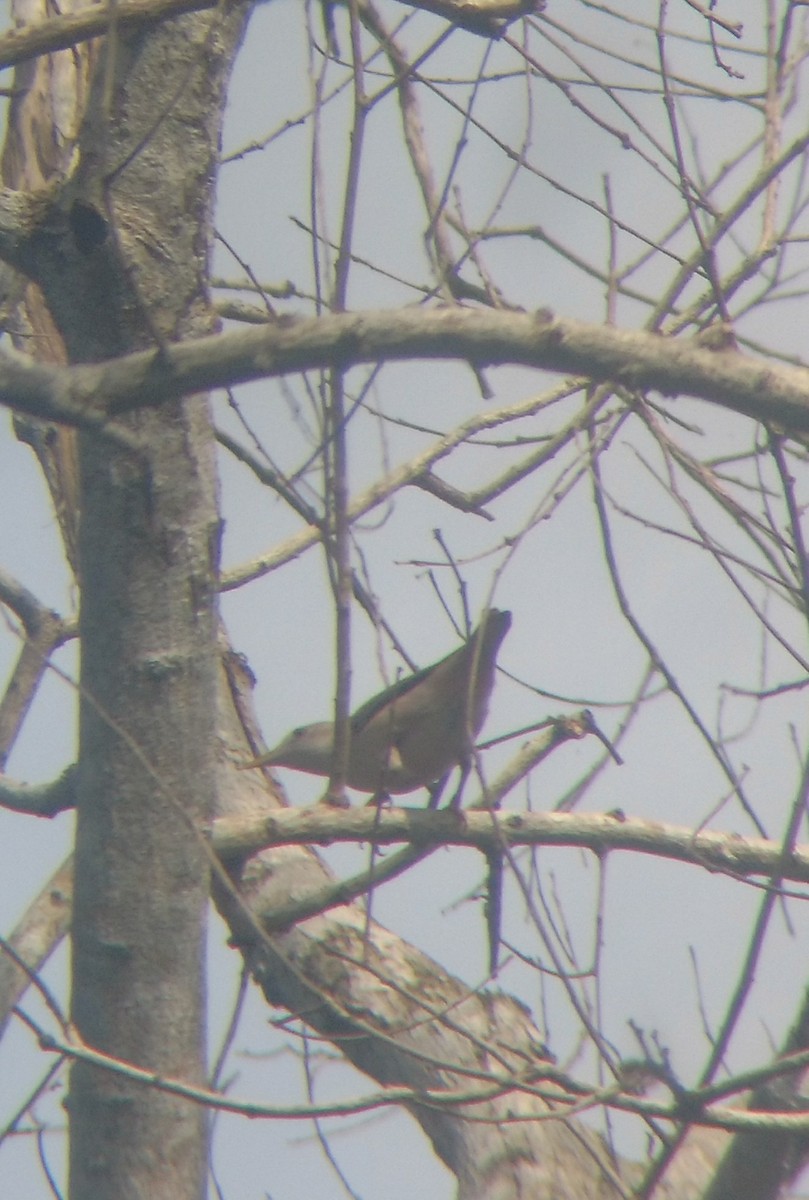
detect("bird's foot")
(320, 788), (351, 809)
(366, 790), (393, 807)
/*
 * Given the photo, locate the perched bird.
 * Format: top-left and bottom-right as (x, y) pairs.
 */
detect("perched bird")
(241, 608), (511, 798)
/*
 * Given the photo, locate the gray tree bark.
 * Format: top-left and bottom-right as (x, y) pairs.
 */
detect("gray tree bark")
(1, 4), (248, 1197)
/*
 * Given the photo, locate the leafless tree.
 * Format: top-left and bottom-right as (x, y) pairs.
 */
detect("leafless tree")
(1, 1), (809, 1198)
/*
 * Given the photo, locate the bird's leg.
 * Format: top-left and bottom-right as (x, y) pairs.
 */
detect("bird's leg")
(366, 789), (393, 807)
(426, 772), (451, 810)
(447, 759), (470, 809)
(321, 786), (351, 808)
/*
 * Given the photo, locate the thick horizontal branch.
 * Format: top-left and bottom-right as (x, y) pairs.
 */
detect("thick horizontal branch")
(211, 805), (809, 886)
(0, 0), (531, 72)
(0, 0), (214, 71)
(1, 308), (808, 432)
(5, 758), (803, 886)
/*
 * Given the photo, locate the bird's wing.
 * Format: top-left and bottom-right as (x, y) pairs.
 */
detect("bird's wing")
(350, 657), (440, 732)
(351, 608), (511, 736)
(349, 608), (511, 792)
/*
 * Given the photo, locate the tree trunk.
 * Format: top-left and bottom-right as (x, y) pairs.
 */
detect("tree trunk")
(2, 5), (248, 1196)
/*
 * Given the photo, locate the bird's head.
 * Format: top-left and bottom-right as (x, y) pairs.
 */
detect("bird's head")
(265, 721), (336, 776)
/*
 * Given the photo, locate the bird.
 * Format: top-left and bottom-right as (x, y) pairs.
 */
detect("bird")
(240, 608), (511, 799)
